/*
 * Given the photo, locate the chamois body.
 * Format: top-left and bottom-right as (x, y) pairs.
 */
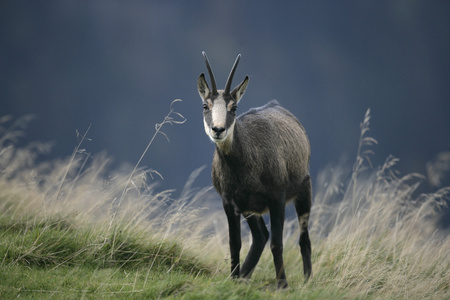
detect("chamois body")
(212, 100), (310, 214)
(198, 52), (312, 289)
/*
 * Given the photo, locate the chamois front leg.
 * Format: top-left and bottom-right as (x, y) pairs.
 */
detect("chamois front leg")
(241, 214), (269, 278)
(269, 193), (288, 289)
(223, 200), (241, 278)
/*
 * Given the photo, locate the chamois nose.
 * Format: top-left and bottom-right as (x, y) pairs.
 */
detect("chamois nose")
(212, 126), (226, 135)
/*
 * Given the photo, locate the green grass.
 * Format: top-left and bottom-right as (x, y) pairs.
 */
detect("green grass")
(0, 211), (347, 299)
(0, 109), (449, 299)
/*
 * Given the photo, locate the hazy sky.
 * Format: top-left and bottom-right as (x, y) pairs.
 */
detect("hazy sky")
(1, 1), (450, 196)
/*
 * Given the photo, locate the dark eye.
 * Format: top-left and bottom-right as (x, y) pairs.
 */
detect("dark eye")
(230, 105), (237, 113)
(203, 103), (209, 111)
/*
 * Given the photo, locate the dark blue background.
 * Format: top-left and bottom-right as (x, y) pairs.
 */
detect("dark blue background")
(2, 1), (449, 207)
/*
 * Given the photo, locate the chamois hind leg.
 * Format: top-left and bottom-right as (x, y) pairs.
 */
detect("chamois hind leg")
(241, 215), (269, 279)
(269, 192), (288, 289)
(294, 175), (312, 280)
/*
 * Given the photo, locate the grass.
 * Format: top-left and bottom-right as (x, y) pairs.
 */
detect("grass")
(0, 107), (449, 299)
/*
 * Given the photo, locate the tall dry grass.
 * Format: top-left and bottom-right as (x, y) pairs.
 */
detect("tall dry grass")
(304, 109), (450, 298)
(0, 106), (449, 298)
(0, 102), (221, 275)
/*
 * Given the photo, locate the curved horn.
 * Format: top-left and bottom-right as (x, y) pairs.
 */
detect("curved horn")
(202, 51), (218, 95)
(224, 54), (241, 95)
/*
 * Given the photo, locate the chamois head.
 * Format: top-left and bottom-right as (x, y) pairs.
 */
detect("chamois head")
(198, 52), (249, 147)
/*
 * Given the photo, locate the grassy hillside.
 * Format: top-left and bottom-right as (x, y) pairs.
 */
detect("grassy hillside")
(0, 110), (449, 299)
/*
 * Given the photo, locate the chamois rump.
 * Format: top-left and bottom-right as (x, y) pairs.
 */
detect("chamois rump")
(197, 52), (312, 289)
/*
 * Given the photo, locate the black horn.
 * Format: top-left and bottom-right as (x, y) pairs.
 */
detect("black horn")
(202, 51), (218, 95)
(224, 54), (241, 95)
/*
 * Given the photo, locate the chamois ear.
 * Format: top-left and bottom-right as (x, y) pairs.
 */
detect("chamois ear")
(231, 76), (249, 103)
(197, 73), (210, 101)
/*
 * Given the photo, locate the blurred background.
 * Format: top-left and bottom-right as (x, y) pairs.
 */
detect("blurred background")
(1, 1), (449, 220)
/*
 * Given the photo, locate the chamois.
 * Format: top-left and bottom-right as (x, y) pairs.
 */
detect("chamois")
(197, 52), (312, 289)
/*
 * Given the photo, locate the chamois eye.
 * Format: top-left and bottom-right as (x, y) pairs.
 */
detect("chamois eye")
(203, 104), (209, 111)
(230, 105), (237, 113)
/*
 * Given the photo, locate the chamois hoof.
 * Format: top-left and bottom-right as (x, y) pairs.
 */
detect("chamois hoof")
(277, 279), (289, 290)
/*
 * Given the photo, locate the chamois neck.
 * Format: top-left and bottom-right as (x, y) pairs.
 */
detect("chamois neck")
(215, 121), (241, 156)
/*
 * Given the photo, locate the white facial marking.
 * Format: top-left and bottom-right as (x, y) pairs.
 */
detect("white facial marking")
(211, 98), (227, 129)
(223, 119), (235, 144)
(203, 96), (236, 153)
(204, 118), (211, 140)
